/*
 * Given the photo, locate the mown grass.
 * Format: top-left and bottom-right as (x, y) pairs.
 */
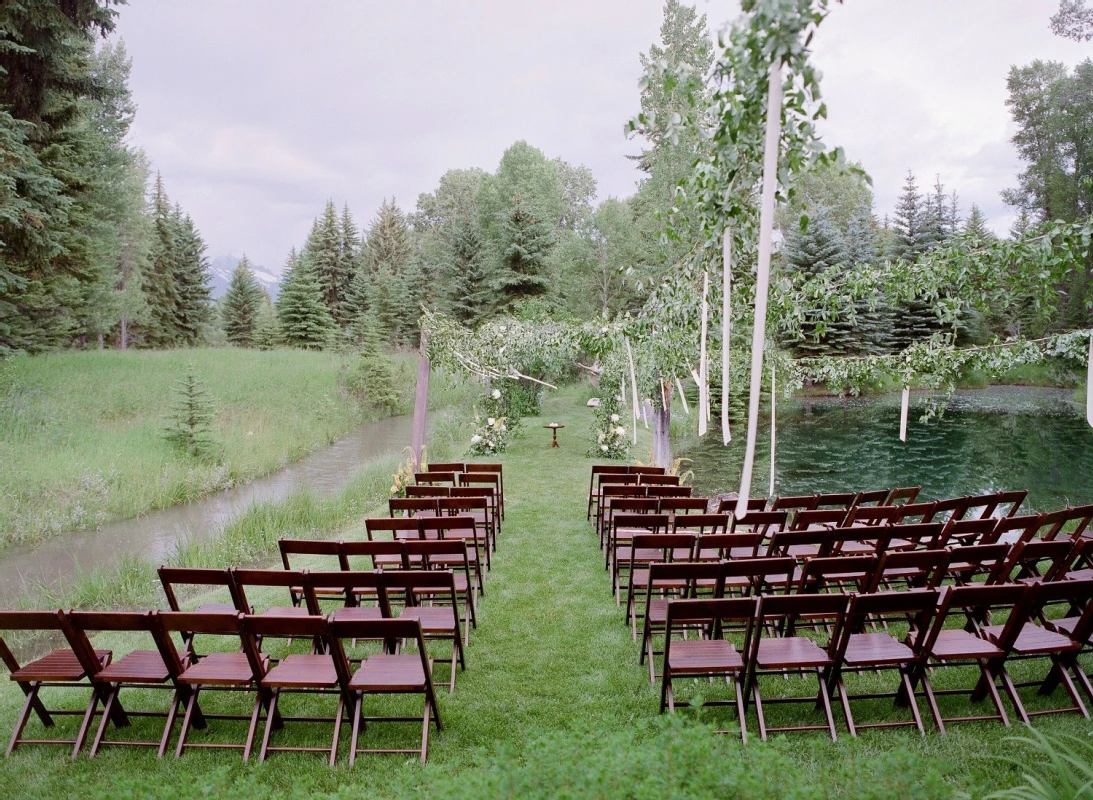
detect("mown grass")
(0, 387), (1090, 798)
(0, 348), (474, 548)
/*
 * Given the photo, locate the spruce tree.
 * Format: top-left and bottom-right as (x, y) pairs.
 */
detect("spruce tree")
(491, 196), (554, 312)
(252, 295), (280, 349)
(277, 248), (335, 349)
(844, 205), (895, 355)
(171, 208), (213, 344)
(362, 199), (416, 345)
(963, 204), (993, 242)
(441, 216), (491, 324)
(890, 171), (927, 260)
(164, 365), (217, 459)
(221, 255), (265, 346)
(305, 201), (352, 325)
(144, 174), (182, 347)
(355, 315), (399, 414)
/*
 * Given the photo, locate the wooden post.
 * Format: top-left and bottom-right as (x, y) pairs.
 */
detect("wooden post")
(653, 378), (672, 468)
(410, 340), (431, 470)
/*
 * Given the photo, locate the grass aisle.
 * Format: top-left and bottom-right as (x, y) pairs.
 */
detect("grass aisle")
(0, 387), (1089, 798)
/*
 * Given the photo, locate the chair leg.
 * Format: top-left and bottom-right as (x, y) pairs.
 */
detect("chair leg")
(420, 696), (431, 764)
(919, 671), (946, 734)
(734, 674), (748, 744)
(6, 683), (42, 757)
(836, 677), (856, 737)
(71, 690), (101, 760)
(754, 684), (768, 741)
(901, 670), (926, 736)
(448, 642), (457, 693)
(329, 694), (343, 767)
(175, 688), (199, 758)
(815, 668), (838, 741)
(349, 695), (362, 768)
(258, 689), (279, 762)
(243, 693), (263, 763)
(89, 686), (119, 757)
(158, 689), (182, 758)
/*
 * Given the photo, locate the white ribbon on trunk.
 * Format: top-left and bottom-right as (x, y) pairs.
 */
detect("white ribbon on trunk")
(1087, 333), (1093, 429)
(722, 229), (732, 445)
(625, 337), (639, 445)
(900, 387), (910, 442)
(769, 363), (776, 498)
(698, 270), (710, 437)
(675, 377), (690, 415)
(736, 62), (783, 520)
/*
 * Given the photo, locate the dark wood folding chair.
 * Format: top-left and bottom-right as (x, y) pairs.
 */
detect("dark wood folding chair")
(886, 486), (922, 505)
(64, 610), (188, 758)
(936, 517), (999, 549)
(389, 497), (439, 519)
(597, 483), (646, 542)
(405, 485), (450, 499)
(624, 533), (697, 633)
(0, 610), (116, 758)
(278, 539), (349, 609)
(645, 485), (693, 499)
(464, 462), (504, 519)
(157, 611), (270, 760)
(729, 510), (789, 538)
(303, 570), (391, 626)
(1062, 538), (1093, 581)
(1061, 504), (1093, 542)
(843, 504), (902, 528)
(914, 583), (1035, 733)
(158, 566), (246, 616)
(440, 495), (495, 555)
(790, 508), (848, 532)
(610, 513), (670, 600)
(966, 490), (1028, 521)
(661, 497), (710, 519)
(695, 532), (764, 563)
(1044, 579), (1093, 702)
(342, 539), (410, 574)
(721, 555), (797, 598)
(826, 525), (895, 558)
(892, 501), (938, 525)
(639, 474), (681, 487)
(885, 521), (945, 552)
(241, 614), (346, 765)
(366, 518), (423, 571)
(231, 568), (318, 618)
(452, 485), (502, 542)
(659, 597), (759, 741)
(671, 512), (728, 537)
(414, 471), (457, 486)
(993, 514), (1045, 546)
(945, 543), (1011, 585)
(854, 489), (893, 508)
(765, 528), (831, 565)
(770, 494), (819, 527)
(743, 593), (849, 741)
(864, 549), (950, 594)
(588, 465), (630, 521)
(630, 466), (667, 476)
(983, 578), (1093, 721)
(329, 617), (442, 765)
(428, 462), (465, 473)
(718, 496), (769, 515)
(419, 514), (488, 585)
(402, 539), (478, 643)
(926, 495), (972, 523)
(601, 496), (657, 549)
(795, 555), (877, 595)
(828, 589), (940, 737)
(815, 492), (857, 511)
(382, 570), (466, 692)
(996, 539), (1076, 584)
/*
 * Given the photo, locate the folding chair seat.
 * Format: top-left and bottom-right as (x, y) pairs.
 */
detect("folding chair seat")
(996, 539), (1077, 584)
(157, 611), (270, 760)
(795, 555), (877, 595)
(937, 518), (999, 549)
(744, 593), (849, 741)
(828, 589), (939, 736)
(329, 618), (441, 765)
(464, 462), (505, 519)
(414, 471), (458, 486)
(278, 539), (349, 606)
(944, 543), (1010, 585)
(0, 610), (115, 758)
(241, 614), (346, 765)
(64, 610), (189, 758)
(886, 486), (922, 506)
(659, 597), (759, 740)
(980, 579), (1093, 721)
(382, 570), (466, 692)
(588, 465), (630, 520)
(624, 533), (697, 631)
(158, 566), (247, 618)
(864, 549), (950, 593)
(389, 497), (439, 519)
(402, 539), (479, 643)
(405, 485), (450, 499)
(914, 583), (1035, 733)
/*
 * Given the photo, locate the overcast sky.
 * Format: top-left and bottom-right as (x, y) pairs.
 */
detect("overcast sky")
(113, 1), (1090, 273)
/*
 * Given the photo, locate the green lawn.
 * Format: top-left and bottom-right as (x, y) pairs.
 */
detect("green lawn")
(0, 387), (1089, 798)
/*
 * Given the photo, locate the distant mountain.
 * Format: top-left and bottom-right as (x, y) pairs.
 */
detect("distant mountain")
(207, 255), (281, 300)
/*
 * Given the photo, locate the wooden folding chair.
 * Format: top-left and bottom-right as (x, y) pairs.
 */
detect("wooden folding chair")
(601, 496), (657, 549)
(639, 474), (681, 487)
(0, 610), (115, 758)
(646, 485), (693, 499)
(863, 549), (950, 594)
(770, 494), (819, 522)
(382, 570), (466, 692)
(927, 495), (972, 523)
(452, 486), (502, 543)
(588, 465), (630, 521)
(914, 583), (1035, 733)
(405, 484), (450, 499)
(993, 514), (1044, 545)
(828, 589), (940, 736)
(597, 483), (645, 542)
(465, 462), (504, 519)
(303, 570), (391, 626)
(630, 466), (667, 476)
(242, 614), (346, 765)
(718, 496), (769, 515)
(659, 597), (759, 741)
(730, 510), (788, 538)
(414, 471), (457, 486)
(945, 543), (1011, 585)
(278, 539), (349, 609)
(965, 490), (1028, 521)
(885, 521), (945, 552)
(765, 527), (832, 564)
(157, 611), (270, 760)
(419, 514), (488, 584)
(440, 495), (495, 555)
(366, 518), (423, 571)
(661, 497), (710, 519)
(402, 539), (478, 643)
(743, 593), (849, 741)
(610, 513), (670, 600)
(997, 539), (1077, 584)
(389, 497), (439, 519)
(330, 617), (442, 765)
(937, 517), (998, 548)
(891, 501), (938, 525)
(853, 489), (893, 508)
(624, 532), (697, 633)
(695, 532), (765, 563)
(790, 508), (848, 532)
(64, 610), (188, 758)
(428, 462), (465, 473)
(231, 568), (317, 618)
(886, 486), (922, 505)
(814, 492), (857, 511)
(342, 540), (410, 575)
(843, 504), (901, 528)
(795, 555), (877, 595)
(158, 566), (246, 616)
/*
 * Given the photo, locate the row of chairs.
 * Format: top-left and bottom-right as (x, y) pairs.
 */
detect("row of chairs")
(653, 580), (1093, 741)
(0, 608), (441, 764)
(413, 461), (505, 519)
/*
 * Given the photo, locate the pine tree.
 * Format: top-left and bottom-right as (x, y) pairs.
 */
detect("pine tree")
(355, 316), (399, 414)
(844, 205), (896, 355)
(144, 174), (182, 347)
(362, 199), (416, 345)
(491, 196), (554, 312)
(277, 248), (335, 349)
(171, 208), (213, 344)
(222, 255), (265, 346)
(441, 216), (491, 324)
(305, 200), (352, 325)
(890, 171), (927, 260)
(963, 204), (993, 242)
(164, 365), (217, 459)
(781, 206), (854, 357)
(252, 296), (280, 350)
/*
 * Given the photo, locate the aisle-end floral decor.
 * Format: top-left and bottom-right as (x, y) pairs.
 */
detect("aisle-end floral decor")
(469, 388), (510, 456)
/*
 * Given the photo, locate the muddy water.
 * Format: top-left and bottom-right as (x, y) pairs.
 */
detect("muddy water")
(0, 414), (413, 605)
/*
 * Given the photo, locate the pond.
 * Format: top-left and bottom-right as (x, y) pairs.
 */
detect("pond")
(682, 386), (1093, 513)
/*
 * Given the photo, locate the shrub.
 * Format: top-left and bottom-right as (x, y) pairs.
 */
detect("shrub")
(163, 365), (218, 459)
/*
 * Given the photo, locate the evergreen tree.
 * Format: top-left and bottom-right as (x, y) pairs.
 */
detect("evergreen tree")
(164, 365), (217, 459)
(171, 208), (213, 344)
(221, 255), (265, 346)
(144, 174), (183, 347)
(355, 315), (399, 414)
(491, 196), (554, 312)
(890, 171), (928, 260)
(845, 205), (895, 355)
(277, 248), (335, 349)
(305, 200), (352, 325)
(440, 216), (492, 324)
(362, 199), (417, 345)
(963, 204), (993, 242)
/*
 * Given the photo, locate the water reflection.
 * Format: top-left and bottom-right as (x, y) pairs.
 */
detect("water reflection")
(683, 387), (1093, 513)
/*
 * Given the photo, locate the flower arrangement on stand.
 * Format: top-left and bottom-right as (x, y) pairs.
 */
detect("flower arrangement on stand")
(390, 447), (426, 498)
(589, 391), (630, 459)
(468, 388), (510, 455)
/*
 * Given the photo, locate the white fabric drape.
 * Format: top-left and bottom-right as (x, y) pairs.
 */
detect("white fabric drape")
(735, 62), (783, 520)
(698, 270), (710, 437)
(722, 229), (732, 445)
(675, 377), (690, 415)
(625, 337), (639, 445)
(768, 363), (776, 498)
(900, 387), (910, 442)
(1087, 334), (1093, 429)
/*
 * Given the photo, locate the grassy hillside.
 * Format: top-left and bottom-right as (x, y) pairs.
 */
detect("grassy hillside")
(0, 348), (372, 546)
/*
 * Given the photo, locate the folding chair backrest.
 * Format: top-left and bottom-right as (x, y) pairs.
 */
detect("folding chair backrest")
(999, 539), (1075, 582)
(791, 508), (847, 531)
(866, 548), (950, 592)
(429, 462), (465, 473)
(826, 525), (893, 557)
(241, 613), (328, 641)
(697, 532), (763, 560)
(464, 462), (501, 475)
(930, 583), (1036, 653)
(403, 539), (469, 563)
(615, 513), (670, 535)
(646, 486), (692, 498)
(419, 515), (479, 543)
(886, 486), (922, 505)
(718, 496), (769, 514)
(892, 501), (937, 525)
(992, 514), (1042, 545)
(797, 555), (877, 594)
(730, 510), (788, 535)
(389, 498), (439, 518)
(664, 597), (758, 638)
(631, 533), (695, 563)
(1034, 579), (1093, 644)
(157, 611), (264, 677)
(406, 485), (450, 498)
(68, 611), (184, 681)
(278, 538), (347, 572)
(940, 517), (998, 548)
(646, 561), (726, 598)
(815, 492), (857, 510)
(459, 474), (499, 491)
(928, 495), (971, 523)
(770, 494), (818, 513)
(889, 521), (945, 549)
(994, 490), (1028, 518)
(639, 474), (681, 487)
(755, 592), (848, 637)
(611, 498), (659, 515)
(157, 566), (244, 613)
(844, 504), (901, 527)
(366, 517), (421, 541)
(342, 540), (407, 570)
(0, 611), (79, 676)
(946, 543), (1010, 584)
(439, 496), (488, 515)
(1064, 504), (1093, 541)
(767, 528), (830, 559)
(671, 513), (728, 536)
(724, 556), (797, 595)
(329, 617), (428, 661)
(415, 471), (457, 486)
(630, 466), (666, 476)
(304, 571), (389, 615)
(660, 497), (709, 515)
(231, 568), (317, 614)
(842, 589), (939, 645)
(854, 489), (892, 507)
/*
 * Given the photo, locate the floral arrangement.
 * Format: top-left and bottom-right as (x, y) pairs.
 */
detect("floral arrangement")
(468, 388), (510, 455)
(390, 448), (426, 498)
(589, 387), (630, 459)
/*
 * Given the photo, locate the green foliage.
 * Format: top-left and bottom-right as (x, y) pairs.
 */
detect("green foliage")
(221, 255), (265, 346)
(351, 317), (399, 415)
(163, 365), (217, 459)
(491, 196), (555, 312)
(277, 248), (336, 349)
(978, 730), (1093, 799)
(468, 386), (511, 455)
(589, 376), (631, 459)
(360, 198), (419, 346)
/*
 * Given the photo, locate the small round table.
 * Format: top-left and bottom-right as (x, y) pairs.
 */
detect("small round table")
(544, 423), (564, 448)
